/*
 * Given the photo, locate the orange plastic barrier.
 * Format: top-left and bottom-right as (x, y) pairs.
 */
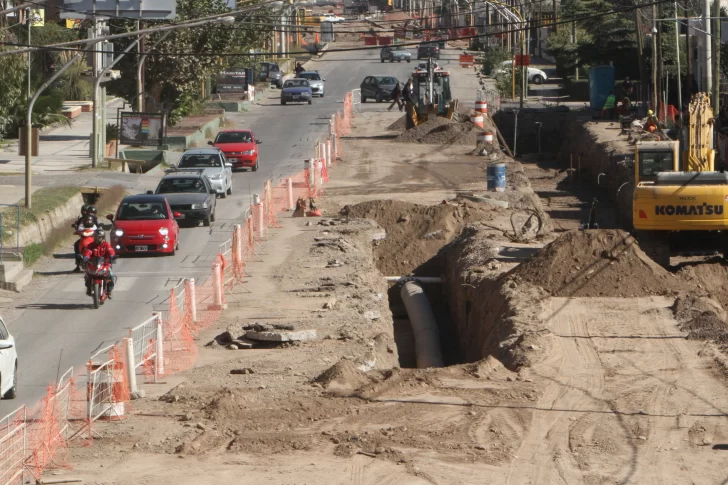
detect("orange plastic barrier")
(459, 54), (475, 68)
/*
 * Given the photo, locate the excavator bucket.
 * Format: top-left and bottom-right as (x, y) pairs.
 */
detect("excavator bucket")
(685, 92), (716, 172)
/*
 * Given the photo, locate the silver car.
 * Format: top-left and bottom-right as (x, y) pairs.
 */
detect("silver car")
(298, 71), (326, 97)
(172, 148), (233, 198)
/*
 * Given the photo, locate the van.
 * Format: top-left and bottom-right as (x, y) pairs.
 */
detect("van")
(257, 62), (282, 88)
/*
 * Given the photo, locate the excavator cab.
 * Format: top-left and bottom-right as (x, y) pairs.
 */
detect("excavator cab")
(411, 66), (452, 118)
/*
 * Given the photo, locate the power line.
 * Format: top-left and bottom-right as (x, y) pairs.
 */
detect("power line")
(0, 0), (677, 58)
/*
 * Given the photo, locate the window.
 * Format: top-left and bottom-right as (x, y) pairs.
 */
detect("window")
(0, 318), (8, 340)
(118, 201), (169, 220)
(179, 154), (221, 168)
(215, 132), (252, 144)
(377, 77), (396, 85)
(157, 178), (208, 194)
(639, 151), (674, 176)
(284, 79), (310, 88)
(299, 72), (321, 81)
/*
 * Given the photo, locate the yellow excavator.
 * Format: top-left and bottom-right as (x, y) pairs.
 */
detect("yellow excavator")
(405, 58), (457, 128)
(632, 92), (724, 266)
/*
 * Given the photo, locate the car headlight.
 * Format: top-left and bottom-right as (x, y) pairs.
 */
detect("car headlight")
(114, 229), (124, 237)
(191, 203), (208, 209)
(242, 150), (255, 155)
(159, 227), (169, 236)
(210, 173), (223, 180)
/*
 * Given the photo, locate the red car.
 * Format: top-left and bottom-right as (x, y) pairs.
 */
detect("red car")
(209, 129), (262, 172)
(107, 195), (180, 256)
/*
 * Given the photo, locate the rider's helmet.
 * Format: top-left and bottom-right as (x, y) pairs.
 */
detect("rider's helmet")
(87, 205), (97, 216)
(81, 204), (89, 215)
(94, 228), (105, 244)
(83, 216), (96, 229)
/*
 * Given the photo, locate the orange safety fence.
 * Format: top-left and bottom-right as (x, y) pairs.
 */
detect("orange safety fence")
(0, 90), (356, 483)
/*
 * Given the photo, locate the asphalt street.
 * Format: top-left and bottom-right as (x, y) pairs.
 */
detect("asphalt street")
(0, 44), (440, 416)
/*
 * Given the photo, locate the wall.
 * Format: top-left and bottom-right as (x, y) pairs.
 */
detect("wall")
(17, 193), (84, 248)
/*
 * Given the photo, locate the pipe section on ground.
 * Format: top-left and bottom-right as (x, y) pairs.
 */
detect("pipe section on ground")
(400, 281), (445, 369)
(385, 276), (442, 283)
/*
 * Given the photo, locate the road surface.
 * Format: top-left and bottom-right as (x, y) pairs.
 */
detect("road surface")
(0, 44), (433, 415)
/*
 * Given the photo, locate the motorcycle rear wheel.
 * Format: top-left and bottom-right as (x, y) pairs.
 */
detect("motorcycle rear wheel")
(93, 283), (100, 309)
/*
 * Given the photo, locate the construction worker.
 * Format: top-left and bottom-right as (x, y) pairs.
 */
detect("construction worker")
(644, 110), (659, 133)
(601, 91), (617, 120)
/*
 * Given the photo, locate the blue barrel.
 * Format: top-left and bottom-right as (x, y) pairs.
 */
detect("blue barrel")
(487, 163), (506, 192)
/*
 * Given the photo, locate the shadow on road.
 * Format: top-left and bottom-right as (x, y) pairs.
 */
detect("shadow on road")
(16, 302), (89, 310)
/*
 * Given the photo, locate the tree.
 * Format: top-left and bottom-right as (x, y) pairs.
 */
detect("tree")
(107, 0), (274, 124)
(0, 52), (27, 139)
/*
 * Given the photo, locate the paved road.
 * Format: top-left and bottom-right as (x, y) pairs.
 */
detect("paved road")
(0, 44), (441, 415)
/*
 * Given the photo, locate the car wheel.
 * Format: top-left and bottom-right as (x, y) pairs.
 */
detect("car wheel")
(252, 159), (259, 172)
(407, 59), (411, 63)
(361, 96), (367, 102)
(3, 363), (17, 399)
(532, 74), (544, 85)
(381, 58), (385, 63)
(281, 100), (286, 105)
(210, 208), (216, 222)
(220, 189), (227, 199)
(308, 99), (312, 105)
(375, 92), (383, 103)
(175, 238), (180, 251)
(203, 215), (211, 227)
(227, 184), (232, 196)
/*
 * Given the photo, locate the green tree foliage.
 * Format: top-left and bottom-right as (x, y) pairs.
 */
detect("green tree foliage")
(108, 0), (274, 124)
(0, 53), (27, 139)
(58, 59), (93, 101)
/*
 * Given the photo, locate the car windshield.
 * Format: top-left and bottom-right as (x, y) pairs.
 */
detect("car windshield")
(157, 178), (207, 194)
(285, 79), (310, 88)
(299, 72), (321, 81)
(117, 201), (168, 220)
(179, 154), (221, 168)
(375, 76), (397, 85)
(215, 132), (252, 143)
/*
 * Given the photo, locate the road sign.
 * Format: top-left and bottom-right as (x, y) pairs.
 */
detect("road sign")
(60, 0), (176, 20)
(515, 54), (530, 66)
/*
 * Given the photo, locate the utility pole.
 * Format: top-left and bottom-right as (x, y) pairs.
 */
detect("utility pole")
(712, 0), (720, 116)
(686, 14), (692, 100)
(702, 0), (711, 94)
(674, 1), (682, 114)
(552, 0), (557, 33)
(137, 19), (143, 111)
(634, 6), (647, 110)
(520, 25), (525, 108)
(24, 7), (31, 208)
(651, 3), (660, 111)
(656, 3), (663, 117)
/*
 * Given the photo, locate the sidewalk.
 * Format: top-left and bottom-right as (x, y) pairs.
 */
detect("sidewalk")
(0, 98), (124, 175)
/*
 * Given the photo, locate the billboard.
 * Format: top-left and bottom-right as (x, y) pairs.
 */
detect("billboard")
(119, 112), (166, 146)
(215, 69), (250, 94)
(61, 0), (176, 20)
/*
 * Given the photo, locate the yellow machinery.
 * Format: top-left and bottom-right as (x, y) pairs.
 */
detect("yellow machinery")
(405, 59), (456, 127)
(632, 93), (724, 266)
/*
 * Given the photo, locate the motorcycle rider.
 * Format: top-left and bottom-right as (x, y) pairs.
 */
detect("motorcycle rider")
(86, 205), (98, 225)
(82, 228), (117, 299)
(72, 204), (90, 229)
(73, 215), (97, 272)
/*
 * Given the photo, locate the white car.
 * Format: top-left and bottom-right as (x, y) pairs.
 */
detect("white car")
(321, 13), (345, 22)
(0, 316), (17, 400)
(491, 61), (548, 84)
(172, 148), (233, 198)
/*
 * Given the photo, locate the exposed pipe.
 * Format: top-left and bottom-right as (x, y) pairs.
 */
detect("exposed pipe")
(385, 276), (442, 283)
(400, 281), (445, 369)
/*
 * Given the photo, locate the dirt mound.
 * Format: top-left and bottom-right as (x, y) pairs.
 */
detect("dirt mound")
(314, 360), (371, 392)
(394, 118), (488, 145)
(387, 115), (407, 131)
(341, 199), (499, 275)
(671, 293), (726, 323)
(677, 260), (728, 310)
(510, 229), (685, 297)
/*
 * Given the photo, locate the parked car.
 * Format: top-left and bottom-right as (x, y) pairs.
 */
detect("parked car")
(381, 46), (412, 63)
(297, 71), (326, 97)
(0, 316), (17, 400)
(491, 61), (548, 84)
(360, 75), (399, 103)
(257, 61), (282, 88)
(417, 43), (440, 60)
(210, 129), (262, 171)
(321, 13), (345, 22)
(108, 195), (180, 255)
(151, 171), (217, 226)
(281, 78), (313, 105)
(173, 148), (233, 197)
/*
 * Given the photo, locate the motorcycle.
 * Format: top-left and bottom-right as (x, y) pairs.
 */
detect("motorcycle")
(85, 256), (113, 309)
(73, 224), (96, 272)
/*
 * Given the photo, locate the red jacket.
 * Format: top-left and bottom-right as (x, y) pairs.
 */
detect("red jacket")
(83, 241), (116, 260)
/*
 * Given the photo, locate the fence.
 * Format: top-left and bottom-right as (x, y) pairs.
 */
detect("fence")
(0, 88), (355, 485)
(352, 88), (361, 113)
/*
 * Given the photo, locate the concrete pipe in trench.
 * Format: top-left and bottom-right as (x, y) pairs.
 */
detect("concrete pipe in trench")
(400, 281), (445, 369)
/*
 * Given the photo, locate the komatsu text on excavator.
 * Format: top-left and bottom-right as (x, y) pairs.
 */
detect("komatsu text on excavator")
(632, 93), (726, 266)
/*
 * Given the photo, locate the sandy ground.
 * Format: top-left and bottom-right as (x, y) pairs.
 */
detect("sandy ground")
(47, 88), (728, 485)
